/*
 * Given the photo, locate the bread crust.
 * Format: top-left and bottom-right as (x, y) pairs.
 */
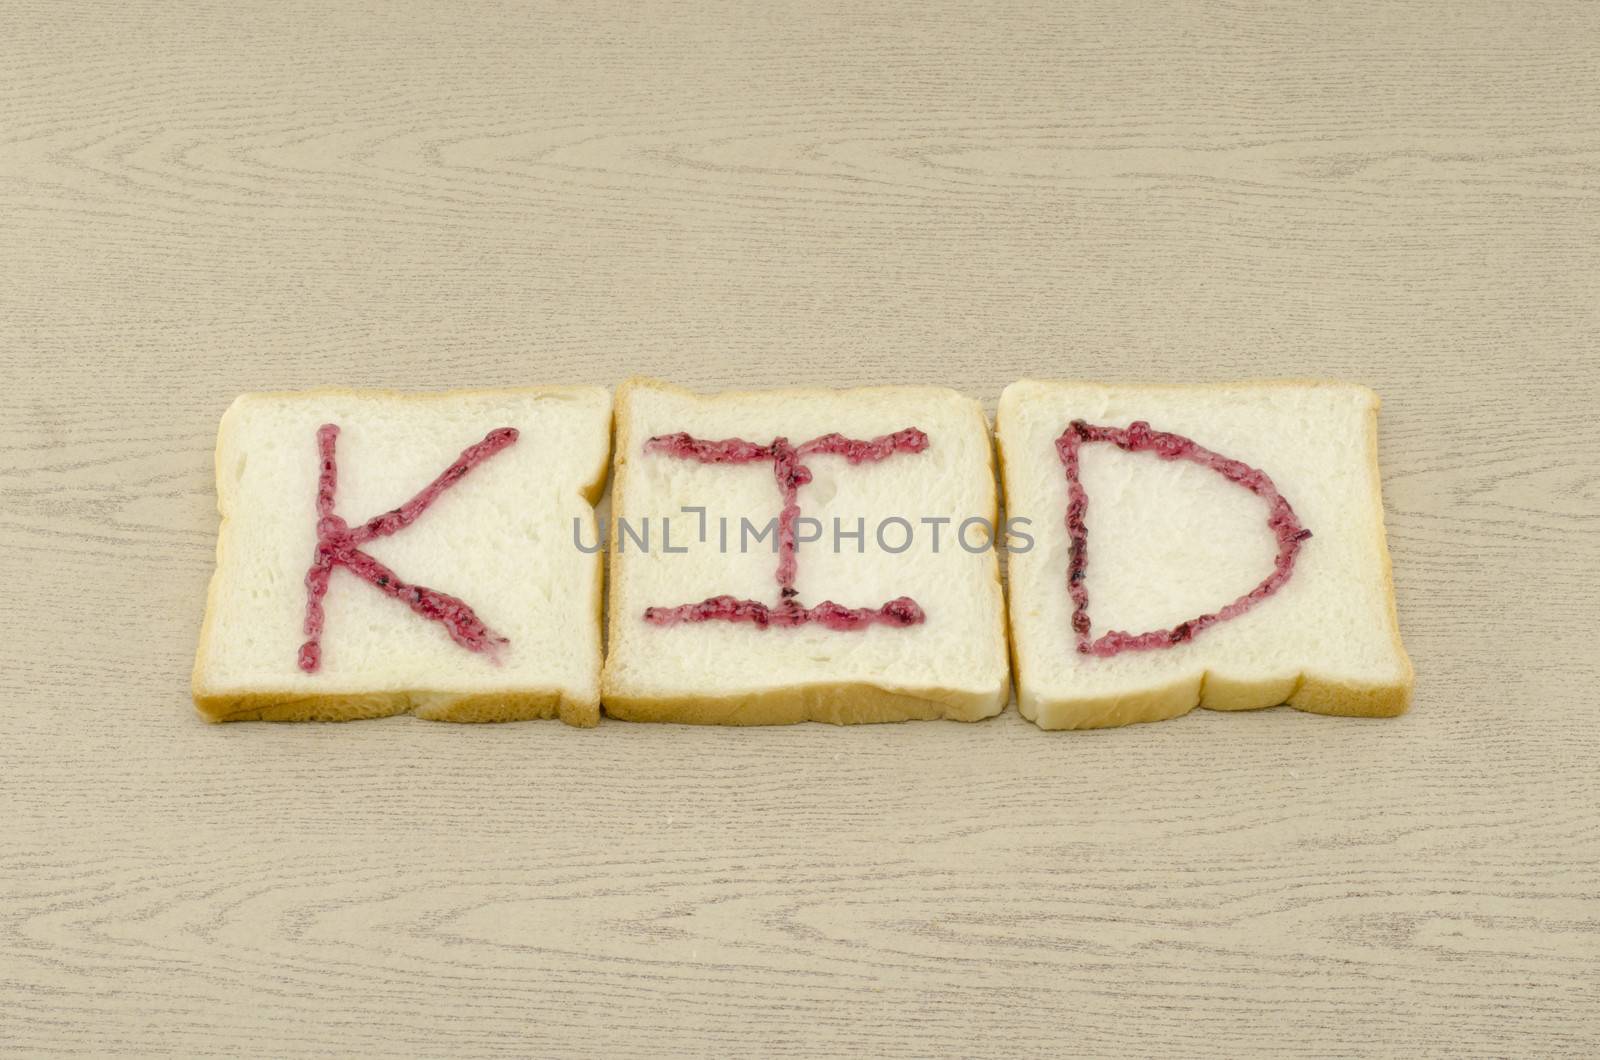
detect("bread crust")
(194, 688), (599, 726)
(191, 386), (611, 727)
(604, 683), (1001, 726)
(600, 377), (1010, 725)
(997, 379), (1413, 730)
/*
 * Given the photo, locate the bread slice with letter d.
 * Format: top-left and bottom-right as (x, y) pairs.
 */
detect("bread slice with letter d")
(996, 380), (1411, 730)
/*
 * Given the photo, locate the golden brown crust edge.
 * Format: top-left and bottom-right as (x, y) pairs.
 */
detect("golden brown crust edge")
(1018, 673), (1411, 731)
(600, 378), (1010, 725)
(194, 689), (600, 727)
(189, 395), (245, 720)
(192, 387), (611, 728)
(997, 380), (1413, 731)
(598, 379), (640, 713)
(1357, 387), (1415, 708)
(604, 683), (1000, 726)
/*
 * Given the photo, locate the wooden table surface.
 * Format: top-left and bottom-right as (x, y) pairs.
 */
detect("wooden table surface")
(3, 2), (1598, 1056)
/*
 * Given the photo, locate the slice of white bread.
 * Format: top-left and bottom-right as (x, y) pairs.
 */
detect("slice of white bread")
(192, 388), (612, 726)
(996, 380), (1411, 730)
(601, 378), (1009, 724)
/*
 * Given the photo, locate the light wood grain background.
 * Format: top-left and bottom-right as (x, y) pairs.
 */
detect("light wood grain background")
(3, 1), (1598, 1056)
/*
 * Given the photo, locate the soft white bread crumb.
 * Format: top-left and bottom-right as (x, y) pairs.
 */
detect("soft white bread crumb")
(601, 378), (1009, 725)
(996, 380), (1412, 730)
(192, 388), (612, 726)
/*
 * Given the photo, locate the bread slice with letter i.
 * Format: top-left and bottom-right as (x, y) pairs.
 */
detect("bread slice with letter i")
(602, 378), (1010, 725)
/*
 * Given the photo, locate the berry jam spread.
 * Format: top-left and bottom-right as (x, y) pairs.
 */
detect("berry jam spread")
(643, 595), (925, 630)
(641, 428), (929, 630)
(1056, 419), (1311, 658)
(298, 423), (518, 672)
